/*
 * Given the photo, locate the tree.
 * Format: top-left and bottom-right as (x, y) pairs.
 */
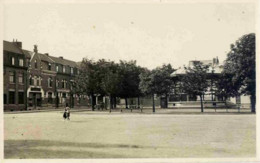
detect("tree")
(118, 60), (143, 109)
(101, 61), (121, 112)
(215, 72), (240, 106)
(139, 64), (175, 112)
(78, 58), (106, 111)
(151, 64), (175, 108)
(139, 68), (156, 112)
(223, 33), (256, 112)
(181, 62), (209, 112)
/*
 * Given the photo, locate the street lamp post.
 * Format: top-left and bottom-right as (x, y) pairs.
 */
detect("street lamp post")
(70, 79), (75, 108)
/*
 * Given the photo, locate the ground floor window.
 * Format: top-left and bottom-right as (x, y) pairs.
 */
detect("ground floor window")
(4, 94), (7, 104)
(62, 93), (66, 98)
(9, 91), (15, 104)
(18, 92), (24, 104)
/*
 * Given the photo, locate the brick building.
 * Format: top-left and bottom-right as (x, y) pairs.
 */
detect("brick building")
(3, 40), (30, 111)
(3, 40), (88, 111)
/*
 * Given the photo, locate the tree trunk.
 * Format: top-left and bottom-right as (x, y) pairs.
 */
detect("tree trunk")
(113, 96), (117, 109)
(152, 94), (155, 113)
(137, 96), (140, 108)
(125, 98), (128, 109)
(110, 95), (113, 112)
(224, 96), (228, 112)
(250, 94), (256, 113)
(91, 94), (95, 111)
(200, 95), (204, 112)
(166, 94), (168, 108)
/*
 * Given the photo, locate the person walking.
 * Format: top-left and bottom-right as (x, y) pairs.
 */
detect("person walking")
(63, 107), (68, 120)
(66, 103), (70, 120)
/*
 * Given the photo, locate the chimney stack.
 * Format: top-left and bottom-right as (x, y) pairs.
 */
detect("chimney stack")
(12, 39), (22, 48)
(45, 53), (49, 56)
(59, 56), (63, 59)
(34, 45), (38, 53)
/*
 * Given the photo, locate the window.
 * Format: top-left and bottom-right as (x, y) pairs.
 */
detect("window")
(9, 72), (15, 83)
(9, 91), (15, 104)
(62, 80), (65, 88)
(71, 67), (74, 74)
(48, 63), (51, 70)
(37, 77), (40, 86)
(63, 66), (65, 73)
(11, 57), (15, 65)
(35, 60), (37, 69)
(27, 59), (30, 67)
(18, 73), (24, 84)
(29, 76), (33, 85)
(48, 77), (53, 88)
(56, 65), (59, 72)
(4, 94), (7, 104)
(62, 93), (66, 98)
(56, 80), (59, 88)
(18, 92), (24, 104)
(19, 59), (24, 66)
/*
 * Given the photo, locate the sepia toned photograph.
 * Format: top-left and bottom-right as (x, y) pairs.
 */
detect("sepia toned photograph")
(1, 0), (258, 162)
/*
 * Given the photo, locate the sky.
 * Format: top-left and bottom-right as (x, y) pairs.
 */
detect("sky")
(3, 1), (256, 69)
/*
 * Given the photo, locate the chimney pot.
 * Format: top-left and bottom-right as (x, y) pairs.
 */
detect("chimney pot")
(13, 39), (22, 48)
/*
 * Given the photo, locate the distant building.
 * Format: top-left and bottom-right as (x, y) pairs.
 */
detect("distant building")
(169, 57), (225, 107)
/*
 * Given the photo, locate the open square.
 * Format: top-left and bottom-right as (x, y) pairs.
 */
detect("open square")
(4, 109), (256, 158)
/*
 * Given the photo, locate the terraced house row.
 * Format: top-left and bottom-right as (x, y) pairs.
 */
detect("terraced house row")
(3, 40), (87, 111)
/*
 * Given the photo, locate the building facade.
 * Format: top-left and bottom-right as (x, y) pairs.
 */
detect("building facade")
(3, 40), (88, 111)
(3, 40), (30, 111)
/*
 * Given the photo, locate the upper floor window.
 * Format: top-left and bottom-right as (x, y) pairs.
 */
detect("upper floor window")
(37, 77), (40, 86)
(56, 65), (59, 72)
(48, 77), (53, 88)
(34, 76), (41, 86)
(62, 80), (65, 88)
(35, 60), (38, 69)
(19, 59), (24, 67)
(11, 57), (15, 65)
(70, 67), (74, 74)
(9, 71), (15, 83)
(29, 76), (33, 85)
(27, 59), (30, 67)
(56, 80), (59, 88)
(48, 63), (51, 70)
(18, 73), (24, 84)
(63, 66), (65, 73)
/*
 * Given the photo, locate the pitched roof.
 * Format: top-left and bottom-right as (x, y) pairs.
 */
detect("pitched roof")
(38, 53), (55, 63)
(3, 41), (24, 55)
(22, 49), (33, 59)
(48, 56), (79, 68)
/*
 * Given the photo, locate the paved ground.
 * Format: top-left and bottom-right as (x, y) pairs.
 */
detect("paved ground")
(4, 109), (256, 158)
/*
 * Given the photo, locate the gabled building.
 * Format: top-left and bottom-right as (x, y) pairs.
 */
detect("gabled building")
(3, 40), (30, 111)
(169, 57), (225, 107)
(26, 45), (80, 109)
(27, 45), (57, 108)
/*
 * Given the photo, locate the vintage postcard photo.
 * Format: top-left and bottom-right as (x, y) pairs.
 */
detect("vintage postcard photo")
(1, 0), (258, 162)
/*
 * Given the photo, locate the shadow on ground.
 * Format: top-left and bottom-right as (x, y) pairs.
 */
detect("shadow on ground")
(4, 139), (147, 159)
